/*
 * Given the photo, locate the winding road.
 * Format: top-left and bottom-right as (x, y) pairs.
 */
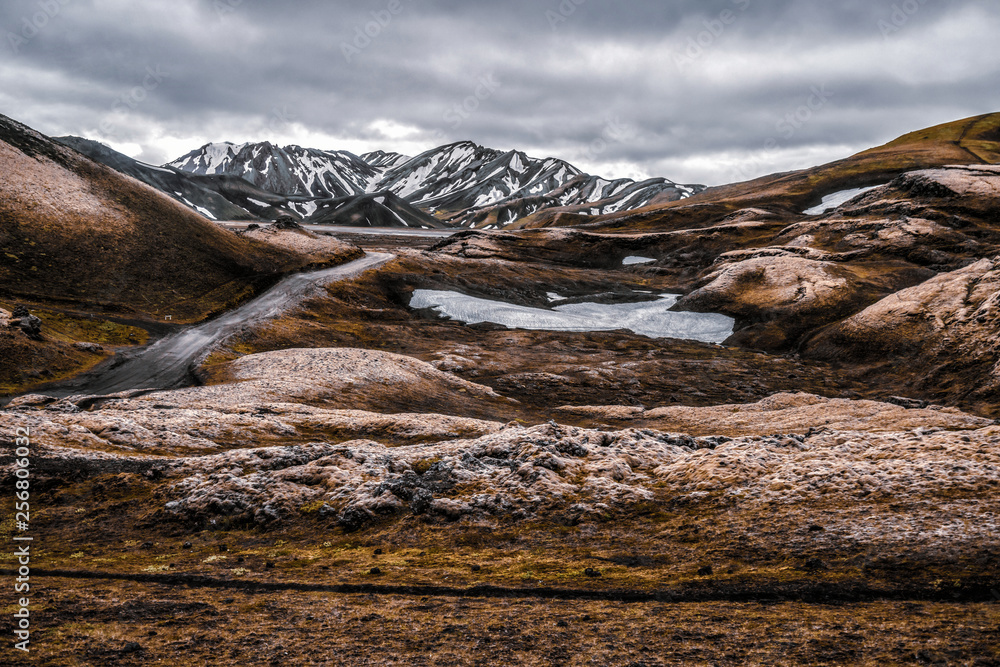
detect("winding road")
(43, 252), (394, 398)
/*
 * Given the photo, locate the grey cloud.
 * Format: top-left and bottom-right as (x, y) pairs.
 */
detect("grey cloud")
(1, 0), (998, 185)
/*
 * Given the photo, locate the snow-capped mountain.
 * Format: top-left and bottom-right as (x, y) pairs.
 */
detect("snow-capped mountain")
(168, 142), (379, 200)
(166, 139), (703, 228)
(370, 141), (699, 227)
(361, 150), (411, 173)
(123, 139), (701, 228)
(374, 142), (580, 211)
(167, 141), (249, 175)
(59, 137), (450, 228)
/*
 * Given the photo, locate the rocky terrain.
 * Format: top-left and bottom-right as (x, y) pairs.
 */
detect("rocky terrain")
(5, 373), (996, 536)
(237, 224), (359, 264)
(2, 341), (999, 664)
(2, 113), (1000, 665)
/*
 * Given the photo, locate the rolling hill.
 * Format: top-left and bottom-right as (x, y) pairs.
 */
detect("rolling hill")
(522, 113), (1000, 232)
(0, 115), (326, 320)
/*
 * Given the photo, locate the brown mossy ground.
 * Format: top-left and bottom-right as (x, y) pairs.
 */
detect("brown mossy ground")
(3, 250), (998, 665)
(19, 490), (1000, 599)
(2, 464), (998, 665)
(0, 300), (151, 396)
(0, 245), (363, 399)
(7, 582), (999, 666)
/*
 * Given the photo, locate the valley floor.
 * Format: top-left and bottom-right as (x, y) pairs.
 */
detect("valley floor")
(2, 239), (999, 666)
(10, 578), (1000, 666)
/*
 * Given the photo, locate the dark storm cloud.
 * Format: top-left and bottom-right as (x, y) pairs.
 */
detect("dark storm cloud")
(1, 0), (998, 184)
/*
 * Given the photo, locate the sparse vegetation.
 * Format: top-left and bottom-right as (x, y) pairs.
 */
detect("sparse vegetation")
(3, 112), (1000, 666)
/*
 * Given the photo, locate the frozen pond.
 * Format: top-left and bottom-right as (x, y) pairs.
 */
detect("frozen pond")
(410, 290), (735, 343)
(623, 256), (657, 266)
(803, 185), (885, 215)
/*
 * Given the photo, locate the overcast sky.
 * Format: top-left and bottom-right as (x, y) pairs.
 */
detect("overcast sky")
(2, 0), (999, 185)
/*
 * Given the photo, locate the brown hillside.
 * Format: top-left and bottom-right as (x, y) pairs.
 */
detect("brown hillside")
(0, 113), (360, 396)
(0, 114), (329, 322)
(518, 113), (1000, 232)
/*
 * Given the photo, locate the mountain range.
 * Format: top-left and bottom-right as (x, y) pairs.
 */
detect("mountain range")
(57, 137), (704, 229)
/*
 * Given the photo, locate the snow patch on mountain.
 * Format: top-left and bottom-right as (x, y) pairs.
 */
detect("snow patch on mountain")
(166, 139), (704, 228)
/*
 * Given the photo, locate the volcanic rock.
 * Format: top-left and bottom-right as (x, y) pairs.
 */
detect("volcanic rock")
(11, 308), (43, 339)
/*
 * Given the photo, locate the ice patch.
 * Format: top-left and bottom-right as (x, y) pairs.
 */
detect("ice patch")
(389, 208), (411, 227)
(623, 256), (656, 266)
(410, 290), (735, 343)
(803, 185), (885, 215)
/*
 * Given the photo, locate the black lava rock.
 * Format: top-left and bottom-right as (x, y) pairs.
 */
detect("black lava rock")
(271, 216), (303, 230)
(338, 507), (373, 532)
(410, 489), (433, 514)
(14, 314), (42, 339)
(887, 396), (930, 410)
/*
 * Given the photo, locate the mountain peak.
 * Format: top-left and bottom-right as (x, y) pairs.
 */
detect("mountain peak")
(164, 137), (703, 227)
